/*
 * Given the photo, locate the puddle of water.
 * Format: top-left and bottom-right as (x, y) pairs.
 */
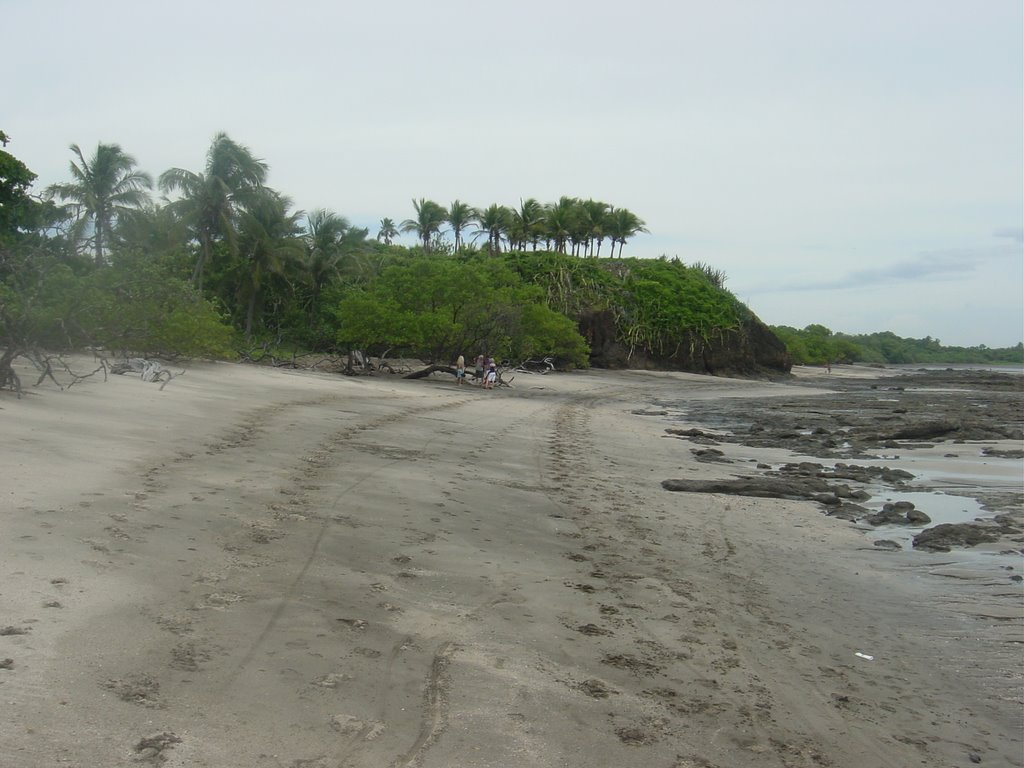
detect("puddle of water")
(860, 490), (990, 550)
(869, 490), (987, 526)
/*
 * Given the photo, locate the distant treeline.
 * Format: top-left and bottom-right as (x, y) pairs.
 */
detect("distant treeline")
(771, 324), (1024, 366)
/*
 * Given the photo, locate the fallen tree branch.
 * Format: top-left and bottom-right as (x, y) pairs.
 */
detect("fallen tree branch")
(404, 364), (457, 380)
(110, 358), (184, 390)
(42, 355), (109, 389)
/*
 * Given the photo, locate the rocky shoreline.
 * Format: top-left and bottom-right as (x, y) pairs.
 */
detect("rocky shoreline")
(656, 367), (1024, 554)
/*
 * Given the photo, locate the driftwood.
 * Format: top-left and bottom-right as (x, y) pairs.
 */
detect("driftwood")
(404, 364), (456, 380)
(341, 349), (411, 376)
(404, 364), (514, 388)
(1, 351), (111, 397)
(512, 357), (555, 374)
(37, 355), (108, 390)
(110, 358), (183, 390)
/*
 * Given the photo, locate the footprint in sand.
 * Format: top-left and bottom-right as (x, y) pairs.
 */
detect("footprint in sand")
(576, 678), (617, 698)
(102, 673), (164, 708)
(133, 732), (181, 762)
(329, 714), (385, 740)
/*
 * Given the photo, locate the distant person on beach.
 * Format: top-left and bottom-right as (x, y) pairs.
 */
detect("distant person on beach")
(455, 354), (465, 385)
(484, 363), (497, 389)
(474, 354), (485, 385)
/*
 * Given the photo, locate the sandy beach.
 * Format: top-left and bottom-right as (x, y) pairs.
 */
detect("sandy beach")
(1, 359), (1021, 768)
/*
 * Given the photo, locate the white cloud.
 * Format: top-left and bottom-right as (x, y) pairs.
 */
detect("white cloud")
(6, 0), (1022, 346)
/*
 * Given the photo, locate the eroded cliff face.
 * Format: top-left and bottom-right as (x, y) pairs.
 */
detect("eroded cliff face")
(578, 309), (791, 376)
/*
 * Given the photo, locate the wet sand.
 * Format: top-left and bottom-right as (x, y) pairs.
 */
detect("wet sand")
(1, 360), (1021, 767)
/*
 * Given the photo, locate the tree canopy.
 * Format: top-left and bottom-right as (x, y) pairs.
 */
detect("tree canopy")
(331, 254), (590, 366)
(13, 129), (1011, 389)
(771, 325), (1023, 366)
(46, 143), (153, 265)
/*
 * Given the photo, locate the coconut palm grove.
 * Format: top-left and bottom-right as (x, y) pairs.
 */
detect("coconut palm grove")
(1, 131), (1019, 389)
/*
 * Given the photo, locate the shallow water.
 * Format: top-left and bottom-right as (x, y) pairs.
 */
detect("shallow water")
(859, 490), (992, 550)
(658, 368), (1024, 562)
(662, 411), (1023, 556)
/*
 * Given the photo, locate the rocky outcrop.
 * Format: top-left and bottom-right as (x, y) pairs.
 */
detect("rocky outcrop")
(865, 501), (931, 526)
(660, 477), (867, 508)
(578, 310), (791, 376)
(912, 515), (1024, 552)
(871, 420), (961, 441)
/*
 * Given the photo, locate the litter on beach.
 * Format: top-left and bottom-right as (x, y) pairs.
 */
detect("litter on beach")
(854, 652), (874, 661)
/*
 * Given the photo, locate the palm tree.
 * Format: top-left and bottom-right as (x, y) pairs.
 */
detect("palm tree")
(579, 199), (610, 257)
(112, 201), (189, 259)
(377, 217), (398, 245)
(303, 208), (350, 316)
(46, 142), (152, 265)
(472, 204), (512, 255)
(509, 198), (544, 252)
(400, 198), (447, 251)
(445, 200), (477, 253)
(566, 199), (591, 257)
(236, 189), (304, 339)
(606, 207), (649, 258)
(301, 211), (372, 322)
(339, 223), (370, 255)
(542, 197), (579, 255)
(159, 132), (268, 292)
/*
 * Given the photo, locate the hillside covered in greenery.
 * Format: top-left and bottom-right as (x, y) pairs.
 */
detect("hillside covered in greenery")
(772, 324), (1023, 366)
(1, 132), (789, 387)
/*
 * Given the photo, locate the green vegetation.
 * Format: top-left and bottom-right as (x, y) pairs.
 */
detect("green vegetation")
(1, 134), (235, 389)
(6, 130), (1015, 390)
(773, 325), (1024, 366)
(47, 143), (153, 265)
(0, 131), (56, 236)
(613, 258), (747, 354)
(332, 255), (589, 366)
(26, 129), (975, 391)
(3, 130), (702, 383)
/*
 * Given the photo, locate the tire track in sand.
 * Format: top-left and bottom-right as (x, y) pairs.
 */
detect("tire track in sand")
(221, 397), (472, 686)
(389, 641), (456, 768)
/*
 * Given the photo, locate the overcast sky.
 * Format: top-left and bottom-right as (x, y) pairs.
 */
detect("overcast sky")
(6, 0), (1022, 347)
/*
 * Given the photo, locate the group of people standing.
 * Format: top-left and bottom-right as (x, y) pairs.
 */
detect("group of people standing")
(454, 354), (497, 389)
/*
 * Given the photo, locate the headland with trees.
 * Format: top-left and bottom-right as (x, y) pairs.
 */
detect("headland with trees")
(2, 130), (1018, 392)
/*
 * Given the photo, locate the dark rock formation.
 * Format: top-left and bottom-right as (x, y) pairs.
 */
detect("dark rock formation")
(865, 501), (931, 526)
(579, 309), (791, 376)
(913, 516), (1024, 552)
(665, 369), (1023, 457)
(660, 477), (866, 507)
(872, 420), (961, 441)
(692, 448), (731, 463)
(982, 447), (1024, 459)
(873, 540), (902, 550)
(906, 508), (932, 525)
(658, 369), (1023, 552)
(829, 502), (870, 521)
